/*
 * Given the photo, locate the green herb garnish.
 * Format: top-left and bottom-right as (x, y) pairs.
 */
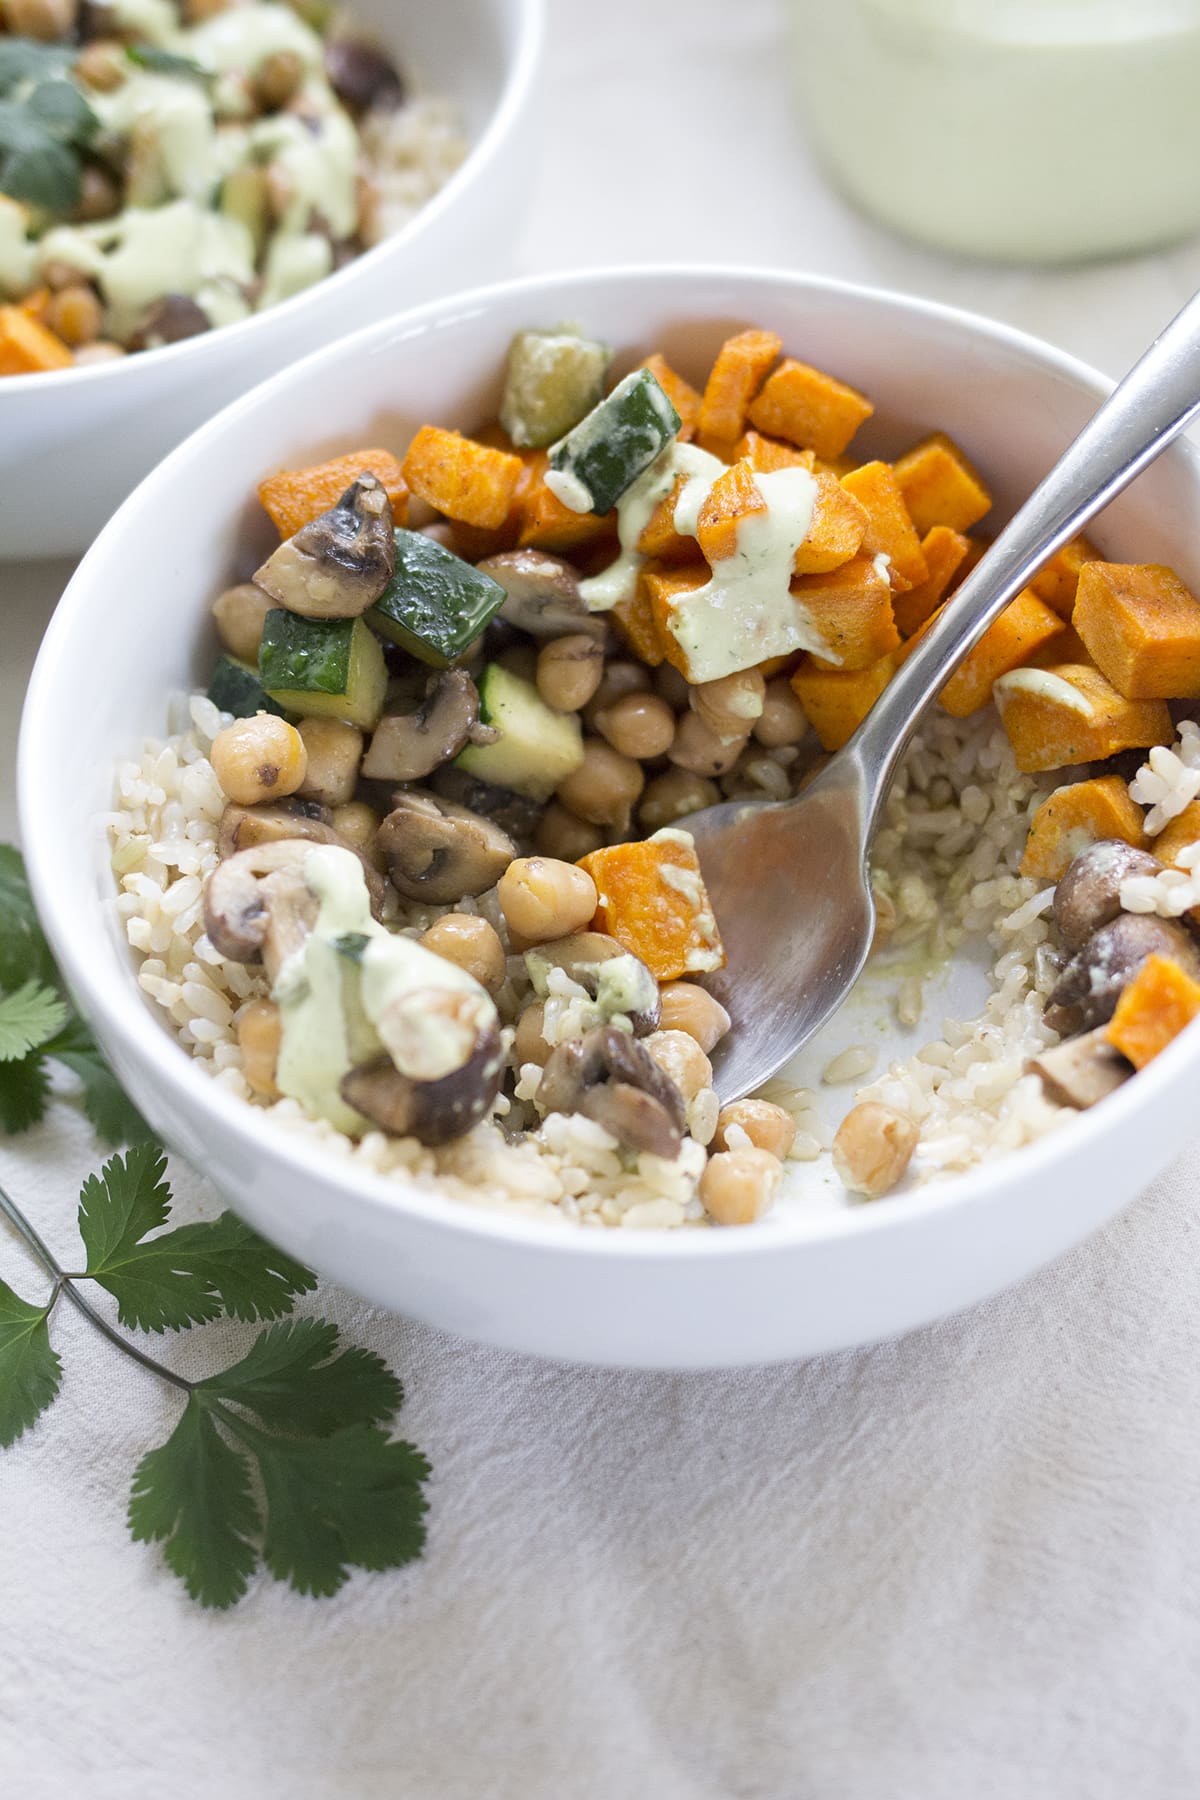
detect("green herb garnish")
(0, 62), (98, 216)
(126, 44), (211, 83)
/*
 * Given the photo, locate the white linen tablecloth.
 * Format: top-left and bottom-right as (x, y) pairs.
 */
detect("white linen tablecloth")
(5, 2), (1200, 1792)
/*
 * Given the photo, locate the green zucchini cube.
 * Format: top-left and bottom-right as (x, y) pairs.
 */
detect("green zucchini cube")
(547, 368), (681, 516)
(259, 610), (387, 730)
(455, 663), (584, 802)
(207, 654), (285, 719)
(500, 328), (611, 448)
(368, 529), (507, 668)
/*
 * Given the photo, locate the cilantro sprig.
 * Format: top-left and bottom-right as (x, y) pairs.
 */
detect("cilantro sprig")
(0, 42), (98, 216)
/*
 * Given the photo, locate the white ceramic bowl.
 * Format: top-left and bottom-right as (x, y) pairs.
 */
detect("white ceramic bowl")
(20, 267), (1200, 1368)
(0, 0), (543, 561)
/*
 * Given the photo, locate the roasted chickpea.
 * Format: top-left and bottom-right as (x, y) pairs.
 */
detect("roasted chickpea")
(668, 711), (749, 778)
(74, 41), (127, 92)
(332, 801), (386, 869)
(44, 284), (102, 348)
(700, 1148), (781, 1226)
(496, 857), (598, 944)
(210, 713), (307, 806)
(6, 0), (77, 40)
(691, 668), (765, 738)
(594, 691), (676, 761)
(556, 739), (645, 828)
(653, 661), (690, 708)
(536, 634), (605, 713)
(212, 583), (274, 663)
(831, 1102), (918, 1198)
(583, 659), (652, 728)
(657, 982), (731, 1053)
(254, 48), (304, 109)
(754, 677), (809, 748)
(73, 164), (120, 223)
(638, 768), (720, 832)
(237, 998), (281, 1098)
(643, 1029), (713, 1102)
(42, 258), (88, 291)
(514, 1000), (551, 1067)
(420, 914), (507, 994)
(714, 1099), (796, 1160)
(535, 801), (604, 863)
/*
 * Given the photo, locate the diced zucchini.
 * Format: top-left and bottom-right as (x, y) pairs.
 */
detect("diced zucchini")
(500, 327), (611, 449)
(455, 662), (584, 801)
(547, 368), (681, 516)
(207, 654), (285, 719)
(368, 529), (507, 668)
(259, 610), (387, 730)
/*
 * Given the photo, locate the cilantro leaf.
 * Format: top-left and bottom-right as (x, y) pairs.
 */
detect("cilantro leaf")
(0, 78), (97, 215)
(0, 1050), (50, 1136)
(126, 44), (210, 83)
(47, 1015), (154, 1147)
(0, 38), (74, 94)
(78, 1144), (171, 1274)
(0, 845), (57, 995)
(199, 1317), (401, 1436)
(0, 980), (68, 1063)
(128, 1397), (260, 1609)
(0, 1275), (62, 1448)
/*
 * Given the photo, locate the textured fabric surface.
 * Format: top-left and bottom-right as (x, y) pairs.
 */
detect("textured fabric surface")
(6, 1), (1200, 1793)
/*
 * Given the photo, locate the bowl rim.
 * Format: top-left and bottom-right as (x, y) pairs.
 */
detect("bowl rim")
(21, 261), (1200, 1265)
(0, 0), (545, 395)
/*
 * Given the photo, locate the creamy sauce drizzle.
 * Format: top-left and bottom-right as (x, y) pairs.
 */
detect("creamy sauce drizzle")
(577, 441), (725, 612)
(994, 667), (1095, 716)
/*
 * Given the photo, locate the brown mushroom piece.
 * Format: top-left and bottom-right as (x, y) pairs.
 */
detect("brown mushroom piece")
(254, 473), (395, 619)
(341, 988), (503, 1145)
(537, 1025), (686, 1159)
(524, 932), (660, 1035)
(476, 549), (607, 641)
(361, 669), (486, 783)
(428, 764), (545, 845)
(215, 803), (386, 910)
(324, 37), (404, 112)
(203, 840), (320, 980)
(1029, 1028), (1133, 1109)
(1053, 840), (1164, 952)
(128, 293), (210, 351)
(376, 791), (517, 903)
(1046, 913), (1200, 1033)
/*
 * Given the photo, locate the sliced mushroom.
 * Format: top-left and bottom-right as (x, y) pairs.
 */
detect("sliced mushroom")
(324, 37), (404, 113)
(1046, 913), (1200, 1033)
(1053, 840), (1164, 952)
(128, 293), (210, 351)
(216, 803), (386, 912)
(376, 791), (516, 903)
(254, 473), (395, 619)
(341, 984), (503, 1145)
(537, 1025), (686, 1158)
(362, 670), (483, 783)
(524, 932), (660, 1034)
(429, 764), (545, 845)
(1029, 1028), (1133, 1109)
(203, 840), (320, 980)
(476, 549), (606, 641)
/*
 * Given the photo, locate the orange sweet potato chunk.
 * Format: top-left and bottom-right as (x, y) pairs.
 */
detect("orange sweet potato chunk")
(518, 450), (615, 552)
(401, 425), (523, 530)
(794, 557), (899, 671)
(939, 588), (1064, 718)
(839, 461), (928, 589)
(698, 329), (782, 443)
(1019, 775), (1150, 880)
(992, 663), (1173, 773)
(613, 568), (672, 667)
(643, 563), (711, 679)
(641, 352), (701, 441)
(635, 475), (703, 564)
(578, 833), (726, 981)
(1073, 561), (1200, 699)
(892, 526), (971, 637)
(735, 430), (816, 474)
(696, 459), (766, 564)
(792, 473), (868, 576)
(0, 304), (72, 375)
(258, 448), (410, 538)
(747, 358), (873, 460)
(1106, 954), (1200, 1069)
(892, 431), (991, 536)
(1029, 534), (1099, 618)
(789, 653), (895, 751)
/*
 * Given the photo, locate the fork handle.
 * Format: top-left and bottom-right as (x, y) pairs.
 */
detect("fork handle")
(844, 287), (1200, 830)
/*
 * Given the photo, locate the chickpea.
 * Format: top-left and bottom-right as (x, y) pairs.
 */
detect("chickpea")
(74, 41), (127, 92)
(699, 1148), (781, 1226)
(184, 0), (237, 17)
(556, 739), (644, 828)
(497, 856), (597, 944)
(514, 1000), (551, 1067)
(643, 1029), (713, 1102)
(72, 341), (126, 367)
(668, 711), (749, 778)
(212, 583), (274, 663)
(754, 677), (809, 748)
(73, 165), (121, 223)
(714, 1099), (796, 1160)
(638, 768), (719, 832)
(44, 284), (102, 348)
(6, 0), (77, 40)
(331, 801), (386, 870)
(255, 48), (304, 110)
(237, 998), (281, 1098)
(535, 801), (603, 863)
(265, 159), (295, 223)
(583, 659), (651, 728)
(658, 981), (731, 1053)
(691, 668), (765, 738)
(594, 691), (676, 761)
(653, 661), (690, 708)
(831, 1102), (918, 1198)
(296, 717), (363, 808)
(420, 914), (506, 994)
(210, 713), (307, 806)
(536, 634), (604, 713)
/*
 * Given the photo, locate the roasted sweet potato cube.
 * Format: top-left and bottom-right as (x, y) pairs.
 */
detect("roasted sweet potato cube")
(747, 358), (873, 460)
(0, 304), (72, 375)
(1152, 801), (1200, 869)
(1073, 561), (1200, 699)
(640, 353), (702, 441)
(258, 447), (410, 538)
(1029, 534), (1099, 618)
(839, 461), (928, 589)
(735, 430), (816, 473)
(792, 472), (868, 576)
(1106, 954), (1200, 1069)
(643, 563), (711, 679)
(634, 475), (702, 565)
(789, 654), (895, 751)
(697, 328), (782, 443)
(613, 568), (672, 667)
(939, 588), (1065, 718)
(893, 431), (991, 536)
(1030, 622), (1090, 667)
(401, 425), (523, 529)
(578, 833), (726, 980)
(696, 459), (766, 564)
(1019, 776), (1150, 880)
(694, 432), (741, 463)
(892, 526), (971, 637)
(992, 662), (1173, 773)
(518, 450), (615, 552)
(794, 556), (900, 671)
